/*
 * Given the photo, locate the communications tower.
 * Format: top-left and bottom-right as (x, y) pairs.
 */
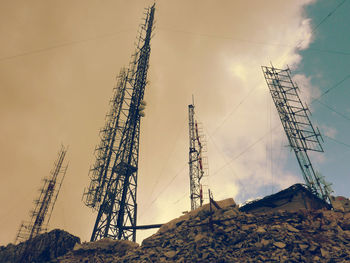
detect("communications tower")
(188, 99), (208, 210)
(15, 145), (68, 244)
(262, 65), (333, 204)
(83, 4), (155, 242)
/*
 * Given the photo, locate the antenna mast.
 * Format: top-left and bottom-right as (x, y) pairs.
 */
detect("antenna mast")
(262, 65), (333, 204)
(83, 4), (155, 242)
(15, 145), (68, 244)
(188, 99), (208, 210)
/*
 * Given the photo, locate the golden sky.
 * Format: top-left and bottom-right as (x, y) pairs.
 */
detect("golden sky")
(0, 0), (316, 245)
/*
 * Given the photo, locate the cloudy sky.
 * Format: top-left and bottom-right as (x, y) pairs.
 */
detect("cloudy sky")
(1, 0), (349, 245)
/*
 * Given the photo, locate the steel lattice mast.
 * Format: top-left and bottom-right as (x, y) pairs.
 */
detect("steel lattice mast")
(188, 99), (208, 210)
(262, 65), (333, 204)
(83, 4), (155, 242)
(15, 145), (68, 244)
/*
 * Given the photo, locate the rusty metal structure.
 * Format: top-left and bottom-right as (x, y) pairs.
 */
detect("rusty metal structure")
(262, 65), (333, 204)
(188, 99), (209, 210)
(15, 145), (68, 244)
(83, 4), (155, 242)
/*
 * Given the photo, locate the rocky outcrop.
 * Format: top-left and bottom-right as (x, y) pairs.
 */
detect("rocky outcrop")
(240, 184), (330, 213)
(55, 196), (350, 262)
(119, 202), (350, 262)
(331, 196), (350, 212)
(3, 196), (350, 262)
(55, 238), (139, 262)
(0, 229), (80, 263)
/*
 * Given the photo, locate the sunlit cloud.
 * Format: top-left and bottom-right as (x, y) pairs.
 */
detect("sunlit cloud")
(0, 0), (320, 245)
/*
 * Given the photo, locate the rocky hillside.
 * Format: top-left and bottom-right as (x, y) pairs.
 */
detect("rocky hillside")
(2, 198), (350, 262)
(0, 229), (79, 263)
(57, 198), (350, 262)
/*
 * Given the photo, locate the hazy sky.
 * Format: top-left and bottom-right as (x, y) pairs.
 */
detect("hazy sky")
(1, 0), (349, 245)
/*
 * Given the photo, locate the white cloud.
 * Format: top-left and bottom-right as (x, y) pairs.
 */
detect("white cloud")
(137, 0), (317, 243)
(293, 73), (321, 107)
(0, 0), (319, 245)
(296, 19), (314, 50)
(320, 125), (337, 139)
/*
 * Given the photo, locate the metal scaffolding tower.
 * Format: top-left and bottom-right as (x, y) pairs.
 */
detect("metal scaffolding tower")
(83, 4), (155, 242)
(262, 65), (333, 204)
(188, 99), (208, 210)
(15, 145), (68, 244)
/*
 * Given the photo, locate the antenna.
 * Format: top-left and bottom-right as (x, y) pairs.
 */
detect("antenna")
(262, 65), (333, 204)
(188, 97), (209, 210)
(83, 4), (156, 242)
(15, 145), (68, 244)
(15, 146), (68, 263)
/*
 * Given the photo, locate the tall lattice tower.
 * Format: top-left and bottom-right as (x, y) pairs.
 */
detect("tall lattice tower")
(83, 4), (155, 242)
(188, 99), (209, 210)
(262, 65), (333, 204)
(14, 145), (68, 244)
